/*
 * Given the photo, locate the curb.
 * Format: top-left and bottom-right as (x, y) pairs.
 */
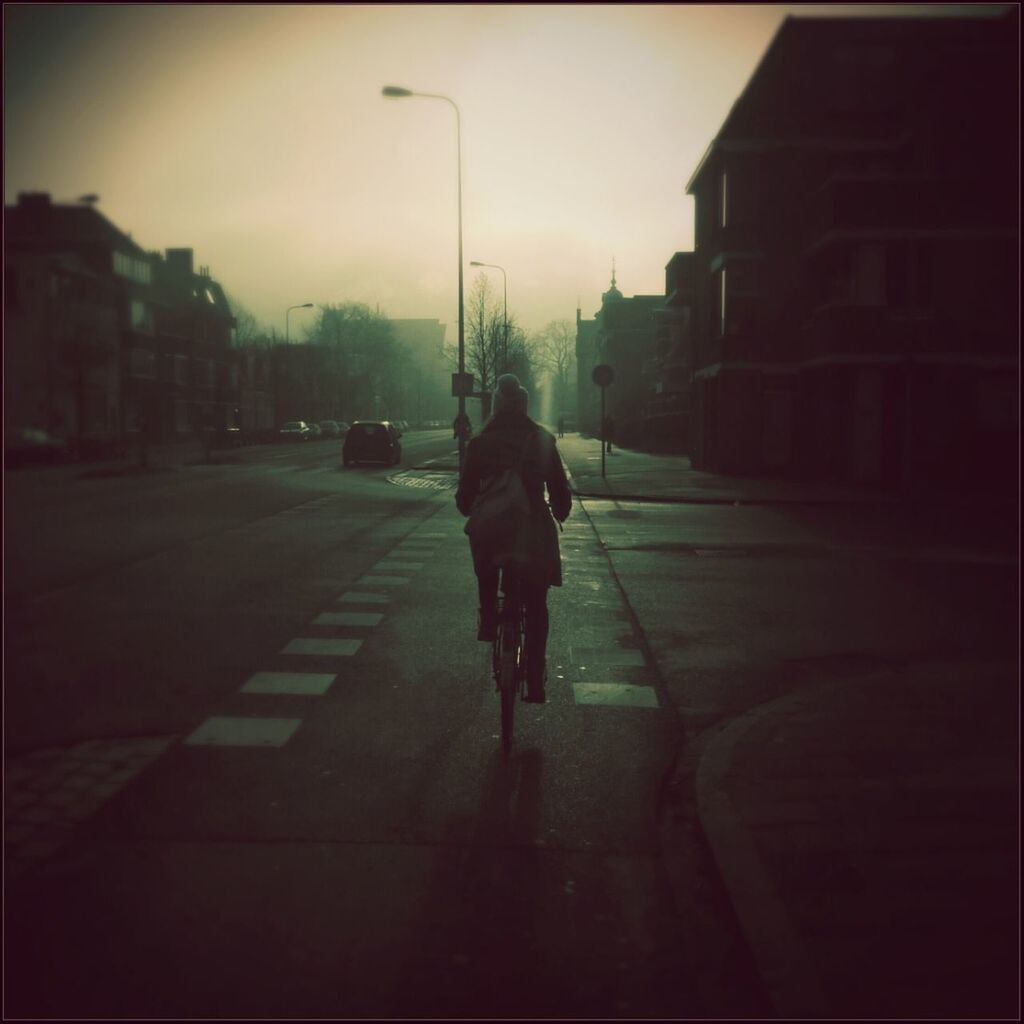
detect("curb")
(694, 689), (836, 1019)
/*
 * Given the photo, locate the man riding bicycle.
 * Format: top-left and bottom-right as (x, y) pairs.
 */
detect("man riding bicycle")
(456, 373), (572, 703)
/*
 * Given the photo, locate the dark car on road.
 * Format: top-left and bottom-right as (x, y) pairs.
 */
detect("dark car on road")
(342, 420), (402, 467)
(318, 420), (341, 439)
(279, 421), (312, 441)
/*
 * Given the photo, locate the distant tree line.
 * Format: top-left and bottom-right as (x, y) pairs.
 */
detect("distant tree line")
(227, 287), (576, 430)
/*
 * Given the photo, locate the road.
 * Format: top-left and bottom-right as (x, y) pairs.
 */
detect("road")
(4, 433), (1015, 1017)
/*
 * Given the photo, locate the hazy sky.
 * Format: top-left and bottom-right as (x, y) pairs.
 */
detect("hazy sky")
(3, 3), (1002, 338)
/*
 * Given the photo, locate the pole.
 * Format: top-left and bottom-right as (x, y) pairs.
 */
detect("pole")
(502, 269), (508, 374)
(600, 384), (606, 479)
(456, 102), (465, 475)
(382, 87), (464, 471)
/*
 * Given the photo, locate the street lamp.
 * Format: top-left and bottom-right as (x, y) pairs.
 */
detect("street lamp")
(470, 261), (508, 374)
(382, 84), (466, 472)
(285, 303), (314, 345)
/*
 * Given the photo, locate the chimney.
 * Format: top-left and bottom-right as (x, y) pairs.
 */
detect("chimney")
(18, 192), (52, 210)
(165, 248), (194, 277)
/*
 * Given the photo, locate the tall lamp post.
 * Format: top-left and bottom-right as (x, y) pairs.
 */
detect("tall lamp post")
(285, 303), (314, 345)
(382, 84), (466, 472)
(470, 260), (508, 375)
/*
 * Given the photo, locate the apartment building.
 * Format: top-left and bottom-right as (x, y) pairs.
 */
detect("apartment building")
(686, 10), (1017, 489)
(4, 193), (238, 453)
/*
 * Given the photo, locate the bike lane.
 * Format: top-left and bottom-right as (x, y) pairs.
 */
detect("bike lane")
(6, 496), (702, 1019)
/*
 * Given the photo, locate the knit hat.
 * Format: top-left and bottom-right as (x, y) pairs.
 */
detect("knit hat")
(492, 373), (528, 415)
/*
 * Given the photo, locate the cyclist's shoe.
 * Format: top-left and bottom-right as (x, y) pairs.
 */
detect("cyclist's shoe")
(477, 607), (497, 642)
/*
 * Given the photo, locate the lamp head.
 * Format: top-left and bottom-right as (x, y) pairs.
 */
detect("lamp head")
(382, 86), (413, 97)
(470, 261), (483, 267)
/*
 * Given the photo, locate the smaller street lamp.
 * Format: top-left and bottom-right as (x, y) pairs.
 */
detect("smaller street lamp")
(285, 303), (314, 345)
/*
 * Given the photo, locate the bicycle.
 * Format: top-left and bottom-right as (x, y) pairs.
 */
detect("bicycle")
(492, 561), (527, 754)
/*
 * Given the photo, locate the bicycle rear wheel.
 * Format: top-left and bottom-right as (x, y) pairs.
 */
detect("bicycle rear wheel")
(499, 631), (516, 754)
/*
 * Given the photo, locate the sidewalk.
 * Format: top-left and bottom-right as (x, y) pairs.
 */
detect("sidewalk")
(698, 661), (1018, 1018)
(556, 431), (1017, 508)
(556, 430), (1019, 1017)
(555, 432), (891, 504)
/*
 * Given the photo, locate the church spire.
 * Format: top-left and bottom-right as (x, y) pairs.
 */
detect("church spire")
(601, 257), (623, 305)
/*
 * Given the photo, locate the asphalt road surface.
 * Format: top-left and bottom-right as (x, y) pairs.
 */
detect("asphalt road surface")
(5, 432), (1014, 1018)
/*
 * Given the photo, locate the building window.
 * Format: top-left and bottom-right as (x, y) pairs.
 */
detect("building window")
(5, 266), (19, 310)
(175, 399), (190, 433)
(174, 355), (188, 385)
(113, 252), (152, 284)
(130, 299), (154, 334)
(129, 348), (156, 379)
(718, 267), (727, 336)
(717, 261), (761, 336)
(854, 244), (886, 305)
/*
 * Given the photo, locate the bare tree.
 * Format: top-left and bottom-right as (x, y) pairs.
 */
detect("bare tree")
(453, 275), (505, 419)
(225, 293), (273, 349)
(534, 319), (576, 420)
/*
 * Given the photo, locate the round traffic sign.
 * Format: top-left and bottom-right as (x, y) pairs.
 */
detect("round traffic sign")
(591, 364), (614, 387)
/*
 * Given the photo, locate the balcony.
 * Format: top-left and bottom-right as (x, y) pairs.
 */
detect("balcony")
(799, 303), (941, 361)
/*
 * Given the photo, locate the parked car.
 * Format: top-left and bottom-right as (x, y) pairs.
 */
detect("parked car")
(342, 420), (402, 467)
(279, 421), (312, 441)
(5, 427), (70, 467)
(336, 421), (350, 435)
(306, 422), (323, 439)
(318, 420), (341, 439)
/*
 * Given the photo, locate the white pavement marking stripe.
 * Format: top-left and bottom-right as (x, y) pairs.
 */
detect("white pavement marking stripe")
(571, 649), (646, 668)
(358, 575), (410, 586)
(373, 561), (424, 571)
(572, 683), (660, 708)
(185, 717), (302, 747)
(283, 638), (363, 656)
(241, 672), (336, 695)
(338, 592), (389, 603)
(312, 611), (384, 626)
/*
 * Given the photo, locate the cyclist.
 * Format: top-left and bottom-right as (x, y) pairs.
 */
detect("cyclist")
(456, 373), (572, 703)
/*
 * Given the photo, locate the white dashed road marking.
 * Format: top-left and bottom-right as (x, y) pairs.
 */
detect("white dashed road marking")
(338, 592), (389, 604)
(282, 638), (364, 657)
(241, 672), (336, 695)
(312, 612), (384, 627)
(373, 561), (424, 572)
(358, 575), (411, 586)
(570, 649), (646, 668)
(185, 717), (302, 747)
(572, 683), (660, 708)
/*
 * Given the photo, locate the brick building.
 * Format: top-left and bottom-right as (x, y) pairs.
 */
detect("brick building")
(4, 193), (238, 454)
(576, 267), (663, 444)
(686, 10), (1018, 489)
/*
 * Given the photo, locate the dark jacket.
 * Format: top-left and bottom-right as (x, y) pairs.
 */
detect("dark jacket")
(456, 411), (572, 586)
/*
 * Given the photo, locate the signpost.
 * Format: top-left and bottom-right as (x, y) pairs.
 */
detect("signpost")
(591, 364), (614, 478)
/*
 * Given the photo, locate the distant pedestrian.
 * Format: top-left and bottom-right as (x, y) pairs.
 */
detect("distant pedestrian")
(603, 414), (614, 454)
(557, 415), (565, 438)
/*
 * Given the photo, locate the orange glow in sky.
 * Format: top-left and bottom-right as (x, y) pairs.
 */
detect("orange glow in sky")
(3, 3), (1001, 336)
